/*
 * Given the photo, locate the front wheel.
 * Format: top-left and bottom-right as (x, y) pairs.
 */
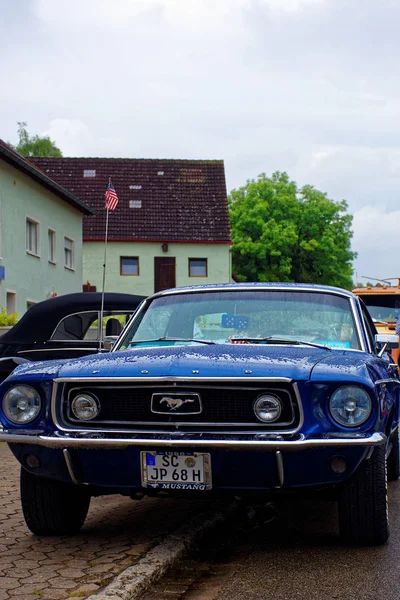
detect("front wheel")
(338, 446), (389, 546)
(20, 468), (91, 535)
(387, 427), (400, 481)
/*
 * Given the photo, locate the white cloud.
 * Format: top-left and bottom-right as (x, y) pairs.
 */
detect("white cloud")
(34, 0), (156, 28)
(34, 0), (325, 30)
(42, 119), (126, 158)
(352, 206), (400, 281)
(353, 206), (400, 250)
(258, 0), (324, 10)
(42, 119), (91, 156)
(293, 145), (400, 212)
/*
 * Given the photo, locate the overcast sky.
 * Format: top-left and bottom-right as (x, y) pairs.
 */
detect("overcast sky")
(1, 0), (399, 283)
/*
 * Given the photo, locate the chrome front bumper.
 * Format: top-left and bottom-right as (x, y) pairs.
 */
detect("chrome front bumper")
(0, 429), (387, 450)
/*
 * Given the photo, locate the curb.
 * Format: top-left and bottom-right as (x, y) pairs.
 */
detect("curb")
(86, 503), (235, 600)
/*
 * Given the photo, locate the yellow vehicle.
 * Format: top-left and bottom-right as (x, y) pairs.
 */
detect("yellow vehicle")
(352, 279), (400, 363)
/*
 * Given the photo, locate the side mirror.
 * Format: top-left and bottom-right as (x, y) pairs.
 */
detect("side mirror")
(375, 333), (399, 357)
(103, 335), (119, 351)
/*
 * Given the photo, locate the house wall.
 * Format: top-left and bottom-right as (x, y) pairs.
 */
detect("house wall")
(83, 241), (232, 296)
(0, 161), (83, 316)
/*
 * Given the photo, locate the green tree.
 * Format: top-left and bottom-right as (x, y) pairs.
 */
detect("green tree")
(15, 122), (63, 157)
(229, 171), (356, 289)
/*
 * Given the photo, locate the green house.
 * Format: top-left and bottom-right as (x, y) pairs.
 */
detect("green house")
(0, 141), (94, 316)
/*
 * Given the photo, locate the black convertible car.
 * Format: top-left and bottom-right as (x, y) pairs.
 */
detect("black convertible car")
(0, 292), (145, 381)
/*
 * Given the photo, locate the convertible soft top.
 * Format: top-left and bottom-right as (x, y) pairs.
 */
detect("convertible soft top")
(0, 292), (146, 344)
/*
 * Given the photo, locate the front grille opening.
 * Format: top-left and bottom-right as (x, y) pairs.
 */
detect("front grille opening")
(61, 382), (301, 432)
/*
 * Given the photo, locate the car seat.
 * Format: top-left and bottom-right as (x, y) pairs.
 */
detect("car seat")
(105, 318), (123, 336)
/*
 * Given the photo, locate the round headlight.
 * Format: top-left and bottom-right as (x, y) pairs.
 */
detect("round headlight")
(2, 385), (41, 424)
(254, 394), (282, 423)
(71, 394), (100, 421)
(329, 386), (372, 427)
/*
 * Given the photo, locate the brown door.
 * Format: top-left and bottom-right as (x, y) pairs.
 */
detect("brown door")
(154, 257), (176, 292)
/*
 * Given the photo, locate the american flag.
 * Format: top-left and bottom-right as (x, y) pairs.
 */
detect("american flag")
(105, 179), (119, 211)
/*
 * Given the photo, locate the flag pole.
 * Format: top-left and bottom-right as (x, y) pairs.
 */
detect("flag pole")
(99, 179), (111, 350)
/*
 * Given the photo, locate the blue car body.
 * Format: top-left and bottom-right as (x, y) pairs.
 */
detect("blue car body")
(1, 283), (399, 543)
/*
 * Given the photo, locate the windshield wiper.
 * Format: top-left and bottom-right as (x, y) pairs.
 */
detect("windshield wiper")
(129, 337), (216, 345)
(230, 336), (331, 350)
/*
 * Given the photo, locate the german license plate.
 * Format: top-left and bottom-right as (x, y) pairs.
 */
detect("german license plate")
(141, 451), (212, 490)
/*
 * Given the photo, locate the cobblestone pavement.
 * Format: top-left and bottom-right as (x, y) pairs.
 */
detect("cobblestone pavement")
(0, 444), (216, 600)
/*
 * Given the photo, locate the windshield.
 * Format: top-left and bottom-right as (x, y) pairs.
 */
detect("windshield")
(360, 294), (400, 323)
(117, 290), (360, 351)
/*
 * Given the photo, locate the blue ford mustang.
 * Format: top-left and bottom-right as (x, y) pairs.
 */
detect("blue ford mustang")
(0, 283), (399, 545)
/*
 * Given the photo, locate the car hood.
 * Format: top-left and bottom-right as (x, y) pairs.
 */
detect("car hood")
(7, 343), (374, 384)
(37, 343), (361, 382)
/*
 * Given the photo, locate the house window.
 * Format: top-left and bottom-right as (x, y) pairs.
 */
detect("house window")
(64, 237), (74, 270)
(6, 292), (16, 315)
(120, 256), (139, 276)
(48, 229), (56, 264)
(189, 258), (207, 277)
(26, 218), (39, 256)
(26, 300), (36, 311)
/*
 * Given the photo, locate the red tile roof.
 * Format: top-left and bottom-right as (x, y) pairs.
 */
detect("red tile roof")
(30, 157), (231, 243)
(0, 141), (94, 216)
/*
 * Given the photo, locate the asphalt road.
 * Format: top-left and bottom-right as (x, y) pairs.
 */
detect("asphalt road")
(142, 481), (400, 600)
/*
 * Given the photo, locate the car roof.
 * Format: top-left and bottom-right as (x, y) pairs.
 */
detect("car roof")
(0, 292), (146, 344)
(151, 282), (355, 299)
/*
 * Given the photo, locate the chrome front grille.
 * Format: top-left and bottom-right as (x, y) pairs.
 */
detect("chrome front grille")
(59, 380), (301, 432)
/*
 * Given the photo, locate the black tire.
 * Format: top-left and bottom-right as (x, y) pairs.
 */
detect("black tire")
(338, 446), (389, 546)
(20, 468), (91, 536)
(387, 428), (400, 481)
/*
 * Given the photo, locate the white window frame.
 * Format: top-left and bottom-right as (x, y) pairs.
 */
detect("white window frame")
(64, 236), (75, 270)
(26, 217), (40, 257)
(48, 229), (56, 264)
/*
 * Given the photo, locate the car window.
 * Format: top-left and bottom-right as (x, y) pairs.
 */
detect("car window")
(359, 294), (400, 323)
(95, 312), (133, 339)
(119, 291), (361, 350)
(51, 311), (99, 341)
(51, 311), (133, 341)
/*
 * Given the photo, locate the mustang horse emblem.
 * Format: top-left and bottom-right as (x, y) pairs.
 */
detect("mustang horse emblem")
(160, 397), (195, 410)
